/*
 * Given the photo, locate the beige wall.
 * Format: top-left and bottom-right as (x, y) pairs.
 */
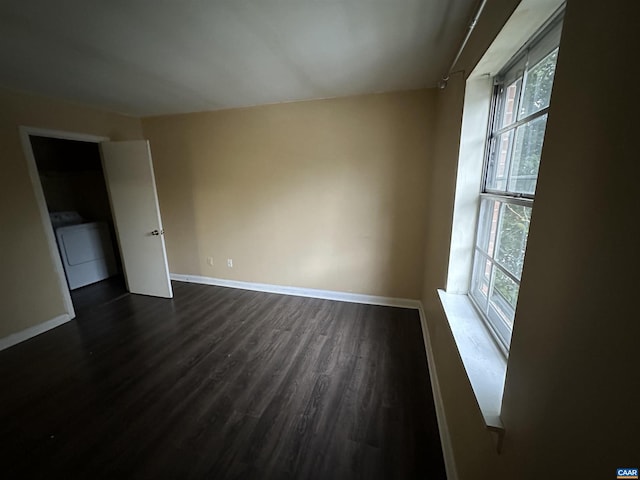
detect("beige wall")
(143, 90), (434, 299)
(422, 0), (639, 479)
(0, 88), (143, 338)
(1, 87), (434, 341)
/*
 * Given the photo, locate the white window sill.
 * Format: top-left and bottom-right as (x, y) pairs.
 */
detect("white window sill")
(437, 289), (507, 439)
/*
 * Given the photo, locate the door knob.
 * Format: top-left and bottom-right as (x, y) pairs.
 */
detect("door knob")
(150, 229), (164, 236)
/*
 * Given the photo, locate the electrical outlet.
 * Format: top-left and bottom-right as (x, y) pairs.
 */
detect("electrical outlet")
(206, 257), (214, 267)
(227, 258), (233, 268)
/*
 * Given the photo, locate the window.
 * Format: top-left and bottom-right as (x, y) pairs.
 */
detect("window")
(469, 18), (562, 348)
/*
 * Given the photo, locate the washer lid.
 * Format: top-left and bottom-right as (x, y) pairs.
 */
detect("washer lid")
(49, 211), (84, 228)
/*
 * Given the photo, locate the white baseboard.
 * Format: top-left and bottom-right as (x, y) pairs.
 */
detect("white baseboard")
(418, 304), (458, 480)
(170, 273), (421, 310)
(0, 314), (72, 352)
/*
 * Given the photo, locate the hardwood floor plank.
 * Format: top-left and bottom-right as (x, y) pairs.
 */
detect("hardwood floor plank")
(0, 281), (446, 479)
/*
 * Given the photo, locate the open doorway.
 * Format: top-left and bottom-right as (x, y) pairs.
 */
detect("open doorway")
(27, 132), (127, 315)
(21, 126), (173, 330)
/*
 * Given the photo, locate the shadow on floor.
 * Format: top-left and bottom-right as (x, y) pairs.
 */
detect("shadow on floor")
(70, 274), (128, 314)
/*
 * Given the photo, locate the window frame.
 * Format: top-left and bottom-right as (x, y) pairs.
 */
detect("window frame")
(469, 14), (563, 350)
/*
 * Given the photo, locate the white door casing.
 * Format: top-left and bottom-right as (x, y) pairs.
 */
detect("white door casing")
(19, 126), (111, 322)
(100, 140), (173, 298)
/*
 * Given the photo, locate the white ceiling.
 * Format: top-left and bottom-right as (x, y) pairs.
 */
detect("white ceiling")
(0, 0), (476, 117)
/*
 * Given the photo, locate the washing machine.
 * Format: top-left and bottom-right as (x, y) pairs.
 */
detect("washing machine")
(50, 211), (118, 290)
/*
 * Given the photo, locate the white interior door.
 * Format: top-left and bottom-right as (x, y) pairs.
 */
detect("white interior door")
(100, 140), (173, 298)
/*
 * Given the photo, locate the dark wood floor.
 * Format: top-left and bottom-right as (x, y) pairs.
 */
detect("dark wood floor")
(70, 274), (128, 314)
(0, 282), (446, 479)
